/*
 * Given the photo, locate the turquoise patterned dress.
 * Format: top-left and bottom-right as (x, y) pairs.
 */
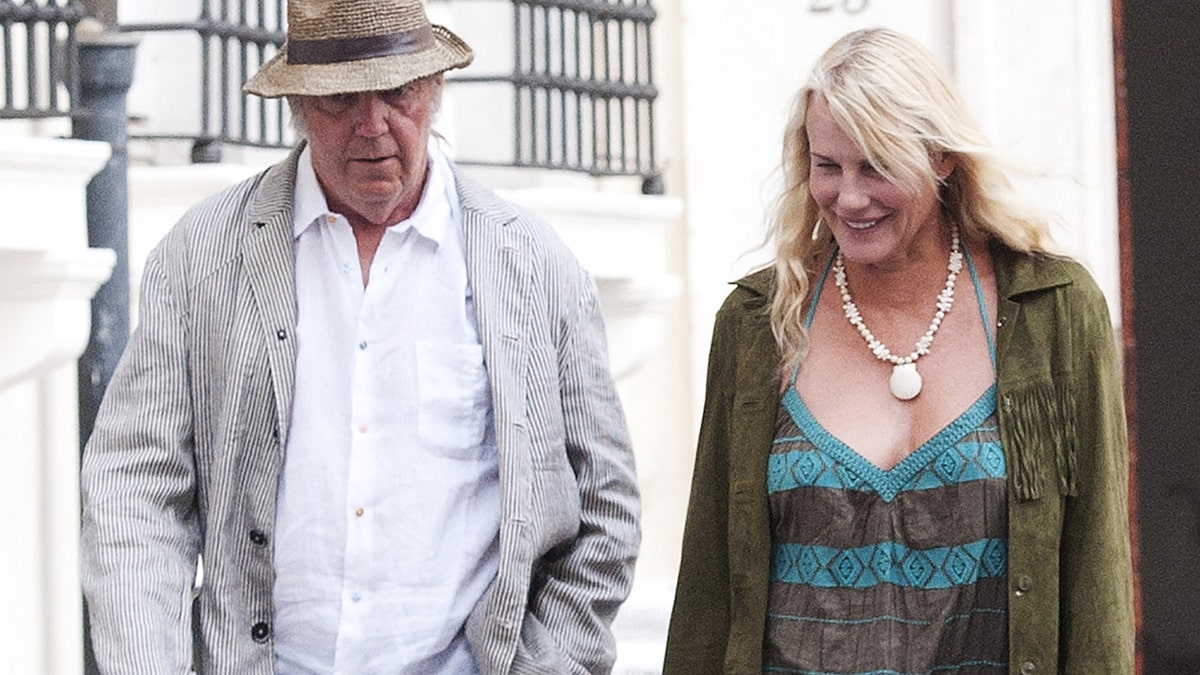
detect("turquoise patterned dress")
(764, 252), (1007, 674)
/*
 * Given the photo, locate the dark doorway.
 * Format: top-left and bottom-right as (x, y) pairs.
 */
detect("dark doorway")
(1117, 1), (1200, 672)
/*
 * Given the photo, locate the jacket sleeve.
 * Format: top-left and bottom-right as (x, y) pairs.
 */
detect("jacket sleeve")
(662, 298), (739, 674)
(81, 247), (200, 674)
(1059, 274), (1135, 673)
(519, 265), (641, 675)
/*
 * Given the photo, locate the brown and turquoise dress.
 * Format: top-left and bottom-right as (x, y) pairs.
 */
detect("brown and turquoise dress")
(764, 252), (1006, 674)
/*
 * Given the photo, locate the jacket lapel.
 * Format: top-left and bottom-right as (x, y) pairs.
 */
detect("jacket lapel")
(454, 171), (532, 499)
(991, 243), (1074, 368)
(242, 146), (302, 447)
(726, 269), (781, 659)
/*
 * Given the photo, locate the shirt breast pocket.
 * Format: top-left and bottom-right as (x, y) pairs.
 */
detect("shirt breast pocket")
(416, 340), (494, 459)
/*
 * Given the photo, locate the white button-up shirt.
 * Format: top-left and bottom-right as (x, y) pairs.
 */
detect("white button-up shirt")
(273, 142), (501, 674)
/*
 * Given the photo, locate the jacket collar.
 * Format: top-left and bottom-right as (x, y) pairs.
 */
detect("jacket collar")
(991, 241), (1075, 300)
(732, 266), (774, 299)
(730, 241), (1075, 302)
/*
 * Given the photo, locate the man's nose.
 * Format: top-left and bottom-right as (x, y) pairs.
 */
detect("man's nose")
(352, 94), (389, 136)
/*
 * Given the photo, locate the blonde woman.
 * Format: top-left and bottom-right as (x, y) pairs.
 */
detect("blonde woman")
(664, 28), (1133, 674)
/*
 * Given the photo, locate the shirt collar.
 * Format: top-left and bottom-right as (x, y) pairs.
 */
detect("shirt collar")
(292, 139), (461, 246)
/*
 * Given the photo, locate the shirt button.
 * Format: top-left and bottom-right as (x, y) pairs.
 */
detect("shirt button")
(351, 592), (361, 603)
(250, 622), (270, 642)
(248, 529), (268, 546)
(358, 340), (368, 350)
(342, 262), (352, 274)
(1020, 661), (1036, 675)
(354, 508), (364, 517)
(358, 423), (368, 433)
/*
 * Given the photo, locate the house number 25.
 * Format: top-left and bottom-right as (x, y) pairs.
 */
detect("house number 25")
(810, 0), (869, 14)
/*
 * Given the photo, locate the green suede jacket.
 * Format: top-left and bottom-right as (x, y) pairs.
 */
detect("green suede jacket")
(663, 244), (1134, 675)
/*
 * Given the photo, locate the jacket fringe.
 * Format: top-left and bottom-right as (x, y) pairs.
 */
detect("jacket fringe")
(1004, 384), (1078, 500)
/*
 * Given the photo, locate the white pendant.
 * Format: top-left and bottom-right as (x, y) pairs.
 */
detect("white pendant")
(890, 362), (922, 401)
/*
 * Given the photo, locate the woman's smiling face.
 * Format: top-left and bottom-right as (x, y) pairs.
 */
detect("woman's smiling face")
(805, 94), (952, 272)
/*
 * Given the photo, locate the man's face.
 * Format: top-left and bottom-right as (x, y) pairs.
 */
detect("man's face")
(296, 76), (441, 227)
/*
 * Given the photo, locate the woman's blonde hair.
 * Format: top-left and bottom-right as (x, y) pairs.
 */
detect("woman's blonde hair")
(768, 27), (1055, 375)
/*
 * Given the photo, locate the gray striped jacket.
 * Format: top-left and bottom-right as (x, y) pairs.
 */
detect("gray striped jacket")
(80, 146), (641, 674)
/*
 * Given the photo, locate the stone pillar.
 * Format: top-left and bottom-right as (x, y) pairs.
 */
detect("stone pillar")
(0, 135), (114, 675)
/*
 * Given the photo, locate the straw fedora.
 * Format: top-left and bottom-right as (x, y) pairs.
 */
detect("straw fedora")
(244, 0), (473, 98)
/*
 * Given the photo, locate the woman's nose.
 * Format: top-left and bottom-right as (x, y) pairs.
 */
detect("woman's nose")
(836, 176), (870, 210)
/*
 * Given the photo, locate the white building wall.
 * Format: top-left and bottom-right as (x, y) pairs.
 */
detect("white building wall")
(0, 135), (114, 675)
(951, 0), (1120, 306)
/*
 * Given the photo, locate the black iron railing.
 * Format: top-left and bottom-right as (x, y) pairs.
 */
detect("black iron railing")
(118, 1), (289, 162)
(116, 0), (661, 192)
(451, 0), (662, 193)
(0, 0), (86, 119)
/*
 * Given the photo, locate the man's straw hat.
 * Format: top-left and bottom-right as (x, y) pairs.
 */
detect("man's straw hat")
(244, 0), (473, 98)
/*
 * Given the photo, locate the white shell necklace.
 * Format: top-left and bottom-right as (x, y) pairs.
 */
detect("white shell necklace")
(832, 224), (963, 401)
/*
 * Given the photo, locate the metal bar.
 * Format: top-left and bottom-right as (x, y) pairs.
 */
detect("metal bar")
(256, 0), (266, 142)
(541, 3), (551, 166)
(0, 107), (81, 119)
(131, 132), (295, 151)
(451, 72), (654, 98)
(257, 44), (268, 141)
(599, 15), (610, 173)
(64, 11), (77, 108)
(118, 20), (282, 45)
(452, 157), (642, 178)
(512, 1), (522, 165)
(531, 4), (542, 165)
(0, 1), (86, 22)
(3, 12), (13, 108)
(513, 0), (655, 23)
(632, 19), (642, 173)
(274, 0), (283, 143)
(531, 5), (541, 166)
(239, 0), (248, 141)
(556, 5), (565, 166)
(275, 84), (284, 146)
(27, 9), (39, 110)
(199, 0), (212, 141)
(617, 17), (627, 173)
(48, 13), (60, 109)
(574, 8), (583, 170)
(219, 0), (231, 140)
(589, 14), (600, 173)
(643, 8), (656, 171)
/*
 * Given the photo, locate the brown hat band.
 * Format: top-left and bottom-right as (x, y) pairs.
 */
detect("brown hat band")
(287, 24), (435, 65)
